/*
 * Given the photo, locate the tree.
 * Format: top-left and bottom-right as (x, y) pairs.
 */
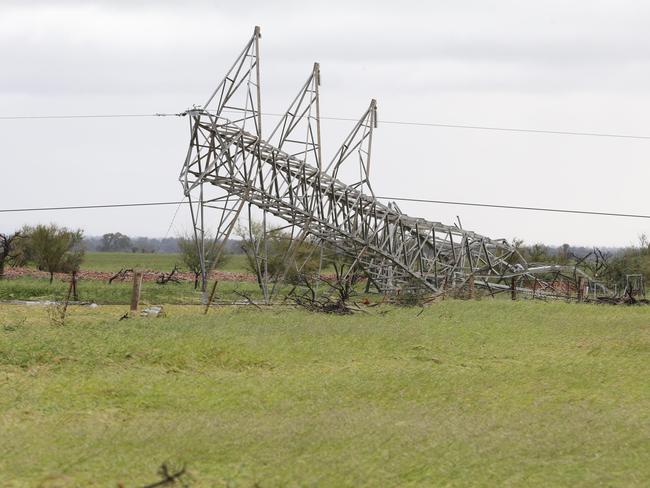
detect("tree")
(502, 238), (526, 266)
(0, 232), (22, 279)
(24, 224), (85, 283)
(525, 243), (550, 263)
(237, 220), (320, 286)
(602, 239), (650, 291)
(556, 243), (571, 265)
(177, 234), (228, 290)
(99, 232), (132, 252)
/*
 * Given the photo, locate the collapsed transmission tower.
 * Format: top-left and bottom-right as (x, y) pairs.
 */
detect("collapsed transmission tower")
(180, 26), (595, 300)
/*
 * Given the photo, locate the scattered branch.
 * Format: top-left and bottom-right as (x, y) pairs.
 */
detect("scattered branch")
(287, 265), (363, 314)
(233, 290), (262, 309)
(156, 265), (181, 285)
(141, 463), (188, 488)
(108, 268), (133, 284)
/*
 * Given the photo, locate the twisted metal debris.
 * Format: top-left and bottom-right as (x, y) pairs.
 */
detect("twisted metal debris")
(180, 26), (597, 300)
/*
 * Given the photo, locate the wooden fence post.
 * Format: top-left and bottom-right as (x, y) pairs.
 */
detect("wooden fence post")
(61, 275), (74, 322)
(577, 277), (584, 302)
(71, 271), (78, 301)
(565, 278), (570, 301)
(510, 278), (517, 301)
(203, 280), (219, 315)
(468, 274), (475, 300)
(130, 271), (143, 315)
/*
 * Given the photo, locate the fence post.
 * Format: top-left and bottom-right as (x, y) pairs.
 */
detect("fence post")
(60, 275), (74, 322)
(468, 274), (475, 300)
(577, 277), (584, 302)
(71, 271), (78, 301)
(510, 278), (517, 301)
(204, 280), (219, 315)
(130, 271), (143, 315)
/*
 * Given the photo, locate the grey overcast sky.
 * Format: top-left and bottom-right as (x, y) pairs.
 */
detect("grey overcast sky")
(3, 0), (650, 246)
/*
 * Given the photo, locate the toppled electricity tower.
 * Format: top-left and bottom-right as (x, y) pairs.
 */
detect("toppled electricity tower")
(180, 26), (595, 300)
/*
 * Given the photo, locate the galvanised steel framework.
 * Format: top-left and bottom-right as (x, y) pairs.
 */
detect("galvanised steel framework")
(180, 27), (594, 299)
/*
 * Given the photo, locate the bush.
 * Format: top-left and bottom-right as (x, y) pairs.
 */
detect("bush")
(238, 221), (321, 285)
(20, 224), (85, 283)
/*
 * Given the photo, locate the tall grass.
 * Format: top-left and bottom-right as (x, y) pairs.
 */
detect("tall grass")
(1, 300), (649, 486)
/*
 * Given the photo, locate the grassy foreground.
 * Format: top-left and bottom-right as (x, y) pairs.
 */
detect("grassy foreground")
(1, 300), (649, 486)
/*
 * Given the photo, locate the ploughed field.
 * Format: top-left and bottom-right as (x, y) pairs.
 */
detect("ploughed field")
(1, 300), (649, 486)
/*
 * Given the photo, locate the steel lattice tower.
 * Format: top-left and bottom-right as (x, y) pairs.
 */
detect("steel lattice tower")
(180, 27), (593, 300)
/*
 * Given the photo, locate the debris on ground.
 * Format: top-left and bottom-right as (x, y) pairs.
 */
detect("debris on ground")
(140, 306), (165, 318)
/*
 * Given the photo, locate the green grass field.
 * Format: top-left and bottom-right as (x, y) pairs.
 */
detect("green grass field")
(0, 251), (327, 305)
(0, 276), (203, 304)
(82, 252), (249, 273)
(0, 277), (283, 305)
(1, 300), (649, 486)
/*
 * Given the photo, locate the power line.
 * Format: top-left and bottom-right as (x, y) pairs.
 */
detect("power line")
(0, 113), (174, 120)
(378, 196), (650, 219)
(0, 201), (184, 213)
(375, 120), (650, 140)
(2, 197), (650, 220)
(2, 110), (650, 140)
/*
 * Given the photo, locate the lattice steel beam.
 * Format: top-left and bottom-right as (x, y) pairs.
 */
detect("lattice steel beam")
(180, 27), (595, 298)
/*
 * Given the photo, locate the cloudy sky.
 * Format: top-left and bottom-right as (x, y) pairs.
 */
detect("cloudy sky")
(3, 0), (650, 246)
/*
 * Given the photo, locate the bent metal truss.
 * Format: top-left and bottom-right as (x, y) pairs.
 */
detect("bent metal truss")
(180, 27), (591, 298)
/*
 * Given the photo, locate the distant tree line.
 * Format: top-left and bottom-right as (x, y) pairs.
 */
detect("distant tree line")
(83, 233), (179, 253)
(514, 241), (573, 265)
(82, 234), (244, 254)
